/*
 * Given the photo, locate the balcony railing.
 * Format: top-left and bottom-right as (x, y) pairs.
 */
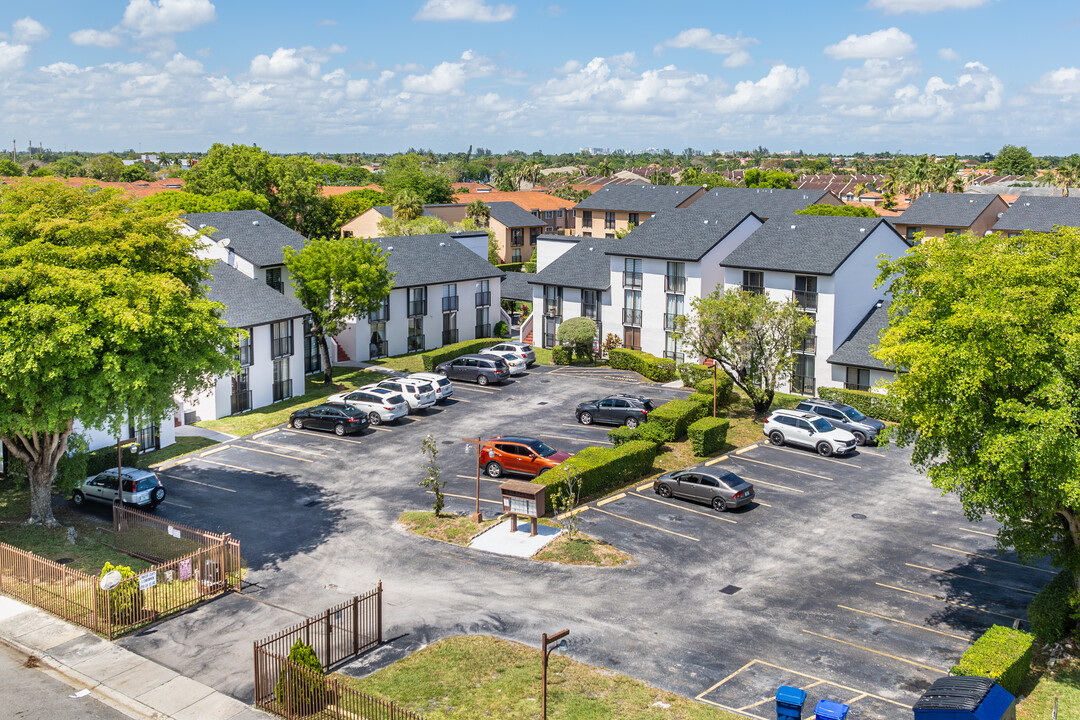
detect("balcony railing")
(475, 324), (491, 338)
(370, 340), (388, 359)
(266, 280), (284, 294)
(741, 284), (765, 295)
(796, 335), (817, 355)
(663, 351), (685, 363)
(844, 381), (871, 392)
(272, 379), (292, 402)
(231, 390), (252, 415)
(790, 375), (815, 395)
(623, 271), (642, 288)
(475, 291), (491, 307)
(442, 329), (459, 345)
(665, 275), (686, 293)
(238, 344), (253, 367)
(369, 305), (390, 323)
(794, 289), (818, 311)
(407, 334), (425, 353)
(270, 336), (293, 359)
(442, 295), (459, 312)
(663, 313), (681, 331)
(407, 300), (427, 317)
(623, 308), (642, 326)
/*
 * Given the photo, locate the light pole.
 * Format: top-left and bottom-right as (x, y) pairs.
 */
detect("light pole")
(460, 436), (483, 523)
(541, 628), (569, 720)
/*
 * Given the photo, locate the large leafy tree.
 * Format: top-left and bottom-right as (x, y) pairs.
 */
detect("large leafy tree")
(678, 289), (814, 414)
(140, 189), (270, 215)
(0, 181), (237, 525)
(326, 189), (386, 234)
(743, 169), (796, 189)
(876, 228), (1080, 604)
(87, 154), (125, 181)
(380, 153), (455, 204)
(284, 236), (394, 384)
(1041, 154), (1080, 198)
(993, 144), (1037, 176)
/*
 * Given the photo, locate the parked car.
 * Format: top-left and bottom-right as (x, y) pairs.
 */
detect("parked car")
(481, 342), (536, 367)
(73, 467), (166, 510)
(368, 378), (436, 412)
(435, 354), (510, 386)
(653, 467), (755, 512)
(289, 402), (370, 435)
(328, 389), (408, 426)
(794, 398), (885, 446)
(763, 409), (857, 457)
(576, 393), (655, 428)
(480, 436), (571, 478)
(407, 372), (454, 402)
(483, 351), (526, 375)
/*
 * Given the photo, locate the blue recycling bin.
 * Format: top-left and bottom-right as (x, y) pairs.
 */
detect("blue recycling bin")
(912, 676), (1016, 720)
(776, 685), (807, 720)
(814, 699), (850, 720)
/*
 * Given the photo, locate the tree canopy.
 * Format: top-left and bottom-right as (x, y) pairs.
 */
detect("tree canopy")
(743, 168), (796, 189)
(380, 153), (455, 204)
(795, 203), (878, 217)
(0, 159), (24, 177)
(556, 317), (598, 361)
(993, 144), (1036, 176)
(140, 189), (271, 215)
(86, 154), (125, 181)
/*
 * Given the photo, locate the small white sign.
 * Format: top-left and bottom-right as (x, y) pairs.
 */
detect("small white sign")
(164, 570), (174, 583)
(167, 526), (181, 539)
(179, 558), (192, 581)
(138, 571), (157, 591)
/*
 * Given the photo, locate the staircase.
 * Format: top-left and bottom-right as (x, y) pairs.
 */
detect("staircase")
(524, 332), (533, 344)
(335, 341), (351, 363)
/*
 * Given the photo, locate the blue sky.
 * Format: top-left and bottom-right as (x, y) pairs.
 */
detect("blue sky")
(2, 0), (1079, 155)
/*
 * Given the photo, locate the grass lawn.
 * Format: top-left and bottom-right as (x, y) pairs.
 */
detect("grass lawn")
(716, 387), (803, 451)
(398, 511), (498, 546)
(136, 436), (218, 469)
(533, 534), (630, 567)
(531, 347), (606, 368)
(1019, 660), (1080, 719)
(364, 352), (427, 375)
(340, 635), (740, 720)
(194, 367), (383, 437)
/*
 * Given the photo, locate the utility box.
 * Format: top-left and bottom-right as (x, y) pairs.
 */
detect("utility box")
(776, 686), (807, 720)
(814, 699), (849, 720)
(912, 676), (1016, 720)
(499, 480), (546, 536)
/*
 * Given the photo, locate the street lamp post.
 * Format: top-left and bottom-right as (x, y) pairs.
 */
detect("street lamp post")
(460, 436), (483, 523)
(541, 628), (569, 720)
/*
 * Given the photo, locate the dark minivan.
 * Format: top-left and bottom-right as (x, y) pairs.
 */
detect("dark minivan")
(435, 354), (510, 386)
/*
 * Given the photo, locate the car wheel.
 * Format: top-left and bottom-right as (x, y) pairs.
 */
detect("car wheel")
(853, 431), (867, 446)
(712, 496), (726, 512)
(477, 374), (489, 386)
(579, 412), (593, 425)
(292, 418), (304, 430)
(625, 417), (639, 429)
(657, 483), (673, 498)
(72, 490), (84, 506)
(153, 487), (165, 503)
(769, 430), (784, 446)
(485, 461), (503, 478)
(368, 412), (382, 426)
(816, 442), (833, 457)
(334, 424), (346, 436)
(538, 468), (549, 476)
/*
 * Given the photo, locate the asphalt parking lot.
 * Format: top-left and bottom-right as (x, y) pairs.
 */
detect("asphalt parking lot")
(67, 364), (1051, 718)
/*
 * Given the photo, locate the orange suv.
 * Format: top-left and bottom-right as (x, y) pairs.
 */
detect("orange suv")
(480, 436), (571, 479)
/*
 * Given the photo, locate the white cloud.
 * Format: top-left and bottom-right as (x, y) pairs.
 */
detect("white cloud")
(724, 50), (752, 68)
(715, 64), (809, 113)
(122, 0), (217, 37)
(165, 52), (203, 75)
(40, 62), (85, 77)
(402, 49), (493, 94)
(820, 58), (921, 107)
(554, 59), (580, 74)
(939, 47), (960, 61)
(414, 0), (515, 22)
(866, 0), (990, 13)
(824, 28), (915, 60)
(13, 17), (49, 44)
(656, 28), (758, 58)
(70, 29), (123, 48)
(250, 48), (320, 79)
(0, 42), (30, 73)
(1032, 67), (1080, 95)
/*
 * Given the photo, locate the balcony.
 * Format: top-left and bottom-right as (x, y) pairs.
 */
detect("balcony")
(622, 308), (642, 326)
(475, 324), (491, 338)
(793, 289), (818, 311)
(740, 284), (765, 296)
(442, 329), (459, 345)
(266, 279), (284, 294)
(441, 295), (459, 312)
(663, 351), (685, 363)
(369, 305), (390, 323)
(663, 313), (681, 332)
(238, 344), (253, 367)
(475, 291), (491, 307)
(665, 275), (686, 293)
(407, 300), (427, 318)
(796, 335), (817, 355)
(270, 336), (293, 359)
(370, 340), (388, 359)
(790, 375), (815, 395)
(407, 334), (425, 353)
(623, 271), (642, 288)
(272, 379), (292, 403)
(230, 390), (252, 415)
(844, 381), (871, 392)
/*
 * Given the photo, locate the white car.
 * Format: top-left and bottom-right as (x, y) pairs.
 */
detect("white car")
(73, 467), (166, 509)
(481, 350), (526, 375)
(407, 372), (454, 402)
(329, 389), (408, 426)
(367, 378), (437, 412)
(482, 342), (536, 367)
(762, 409), (858, 457)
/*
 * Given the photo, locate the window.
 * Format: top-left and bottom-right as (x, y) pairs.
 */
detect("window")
(303, 317), (321, 374)
(582, 210), (592, 228)
(231, 368), (251, 414)
(605, 212), (615, 230)
(442, 308), (458, 345)
(530, 227), (541, 244)
(794, 275), (818, 311)
(370, 296), (390, 323)
(512, 248), (522, 263)
(270, 319), (293, 359)
(265, 267), (284, 294)
(442, 284), (458, 313)
(846, 367), (871, 392)
(664, 293), (683, 331)
(238, 329), (253, 367)
(475, 306), (490, 338)
(623, 258), (642, 288)
(511, 228), (525, 246)
(623, 289), (641, 326)
(273, 357), (292, 401)
(544, 285), (562, 318)
(665, 261), (685, 293)
(623, 325), (641, 350)
(544, 210), (553, 219)
(581, 290), (598, 320)
(629, 213), (639, 226)
(742, 270), (764, 294)
(605, 233), (615, 239)
(557, 208), (564, 218)
(664, 332), (683, 363)
(408, 287), (427, 317)
(407, 316), (424, 352)
(582, 232), (592, 238)
(905, 226), (922, 240)
(369, 322), (387, 358)
(545, 226), (553, 232)
(475, 279), (491, 307)
(791, 355), (815, 395)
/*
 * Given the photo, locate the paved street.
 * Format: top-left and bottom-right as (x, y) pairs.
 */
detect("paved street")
(0, 640), (129, 720)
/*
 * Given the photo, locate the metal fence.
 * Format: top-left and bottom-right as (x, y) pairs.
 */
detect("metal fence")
(263, 656), (425, 720)
(110, 504), (242, 568)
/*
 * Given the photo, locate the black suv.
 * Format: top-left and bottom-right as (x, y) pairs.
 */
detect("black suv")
(576, 394), (655, 428)
(794, 398), (885, 446)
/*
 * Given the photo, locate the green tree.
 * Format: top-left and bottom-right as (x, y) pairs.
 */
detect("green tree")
(993, 145), (1037, 176)
(678, 289), (814, 414)
(380, 153), (454, 203)
(377, 215), (448, 237)
(744, 169), (796, 189)
(283, 236), (394, 384)
(185, 143), (275, 196)
(795, 204), (878, 217)
(120, 163), (153, 182)
(86, 154), (125, 181)
(419, 434), (445, 516)
(556, 317), (598, 361)
(552, 468), (583, 540)
(551, 187), (592, 203)
(0, 181), (237, 525)
(274, 640), (326, 713)
(140, 189), (271, 215)
(875, 227), (1080, 610)
(466, 199), (490, 226)
(1041, 154), (1080, 197)
(326, 189), (386, 233)
(51, 157), (85, 178)
(0, 159), (23, 177)
(391, 188), (423, 222)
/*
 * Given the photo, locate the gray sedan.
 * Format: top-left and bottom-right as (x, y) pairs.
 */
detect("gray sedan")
(653, 468), (755, 511)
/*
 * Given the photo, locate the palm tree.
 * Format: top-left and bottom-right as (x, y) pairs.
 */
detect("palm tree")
(466, 199), (490, 226)
(392, 189), (423, 222)
(1041, 154), (1080, 197)
(595, 159), (612, 177)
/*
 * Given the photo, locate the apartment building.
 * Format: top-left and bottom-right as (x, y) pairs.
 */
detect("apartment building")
(992, 196), (1080, 236)
(572, 184), (705, 237)
(827, 299), (895, 392)
(460, 189), (576, 233)
(893, 193), (1008, 241)
(527, 236), (617, 349)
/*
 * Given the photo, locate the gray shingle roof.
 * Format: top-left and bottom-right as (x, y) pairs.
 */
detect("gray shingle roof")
(827, 299), (891, 371)
(529, 236), (614, 291)
(574, 184), (704, 212)
(205, 260), (309, 328)
(487, 201), (545, 228)
(895, 193), (999, 227)
(181, 210), (304, 268)
(500, 271), (534, 301)
(371, 232), (502, 288)
(603, 206), (760, 261)
(722, 216), (902, 275)
(993, 196), (1080, 233)
(691, 187), (834, 219)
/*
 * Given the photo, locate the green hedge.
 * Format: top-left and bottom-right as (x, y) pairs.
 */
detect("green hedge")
(420, 337), (504, 372)
(950, 625), (1034, 696)
(552, 345), (573, 365)
(692, 375), (735, 412)
(536, 440), (658, 512)
(608, 422), (666, 447)
(819, 386), (900, 422)
(496, 262), (524, 272)
(647, 398), (707, 442)
(1028, 569), (1078, 643)
(608, 348), (678, 382)
(688, 417), (730, 456)
(678, 362), (710, 387)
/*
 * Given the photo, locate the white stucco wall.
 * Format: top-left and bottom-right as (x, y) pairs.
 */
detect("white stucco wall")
(832, 224), (908, 346)
(536, 237), (579, 272)
(78, 410), (177, 454)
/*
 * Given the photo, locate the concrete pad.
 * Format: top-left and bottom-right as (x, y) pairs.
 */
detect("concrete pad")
(69, 643), (147, 681)
(0, 595), (34, 622)
(101, 656), (179, 697)
(17, 617), (86, 651)
(135, 674), (215, 715)
(0, 606), (59, 639)
(172, 690), (252, 720)
(228, 709), (274, 720)
(468, 519), (562, 557)
(48, 633), (112, 668)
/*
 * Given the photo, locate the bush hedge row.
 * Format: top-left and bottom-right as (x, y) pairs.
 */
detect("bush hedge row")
(536, 440), (658, 512)
(608, 422), (667, 447)
(496, 262), (524, 272)
(420, 337), (504, 372)
(692, 375), (735, 412)
(688, 417), (730, 456)
(552, 345), (573, 365)
(1028, 569), (1078, 643)
(818, 386), (900, 422)
(647, 398), (707, 442)
(86, 442), (140, 476)
(950, 625), (1034, 696)
(677, 362), (710, 387)
(608, 348), (678, 382)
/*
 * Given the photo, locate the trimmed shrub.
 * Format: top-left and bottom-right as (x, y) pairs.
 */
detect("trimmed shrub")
(274, 640), (327, 713)
(551, 345), (573, 365)
(493, 321), (509, 337)
(1028, 569), (1078, 643)
(420, 337), (504, 372)
(688, 417), (730, 456)
(692, 375), (735, 412)
(496, 262), (524, 272)
(85, 442), (140, 476)
(608, 348), (678, 382)
(950, 625), (1034, 696)
(648, 398), (707, 442)
(819, 386), (900, 422)
(98, 561), (140, 621)
(536, 440), (658, 512)
(608, 423), (666, 447)
(678, 362), (711, 387)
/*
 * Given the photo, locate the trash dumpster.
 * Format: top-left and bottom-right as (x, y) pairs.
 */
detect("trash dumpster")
(776, 686), (807, 720)
(912, 676), (1016, 720)
(814, 699), (849, 720)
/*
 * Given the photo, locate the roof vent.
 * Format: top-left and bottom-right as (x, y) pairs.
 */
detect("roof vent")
(969, 199), (975, 203)
(1025, 202), (1031, 206)
(387, 245), (394, 251)
(859, 227), (866, 232)
(199, 223), (206, 229)
(790, 224), (797, 230)
(997, 212), (1004, 218)
(704, 219), (709, 224)
(439, 242), (446, 247)
(220, 238), (230, 247)
(588, 246), (594, 251)
(252, 220), (259, 226)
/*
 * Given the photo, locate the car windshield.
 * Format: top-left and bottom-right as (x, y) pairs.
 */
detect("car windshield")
(528, 441), (558, 457)
(388, 395), (405, 404)
(135, 478), (157, 492)
(810, 418), (833, 433)
(844, 407), (866, 422)
(436, 378), (450, 387)
(418, 384), (434, 393)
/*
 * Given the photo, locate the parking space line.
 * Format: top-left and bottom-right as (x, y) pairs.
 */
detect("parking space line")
(556, 506), (589, 520)
(196, 458), (272, 475)
(434, 490), (501, 506)
(696, 698), (767, 720)
(596, 493), (626, 507)
(561, 423), (610, 431)
(875, 582), (1026, 622)
(246, 440), (327, 457)
(837, 605), (969, 641)
(741, 476), (804, 493)
(931, 544), (1057, 574)
(759, 444), (862, 468)
(704, 455), (730, 466)
(455, 474), (503, 484)
(801, 630), (948, 674)
(752, 499), (772, 507)
(162, 500), (193, 509)
(735, 456), (832, 480)
(905, 563), (1037, 595)
(539, 433), (613, 446)
(233, 445), (313, 463)
(252, 429), (279, 439)
(636, 482), (653, 492)
(283, 431), (365, 446)
(368, 425), (393, 432)
(845, 693), (868, 705)
(695, 660), (757, 699)
(590, 506), (700, 541)
(446, 396), (469, 402)
(159, 472), (238, 493)
(958, 527), (998, 538)
(629, 492), (738, 524)
(154, 457), (190, 471)
(453, 385), (495, 395)
(734, 444), (758, 455)
(739, 695), (779, 712)
(201, 445), (230, 457)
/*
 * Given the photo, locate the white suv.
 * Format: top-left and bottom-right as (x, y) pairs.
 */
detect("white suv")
(368, 379), (436, 412)
(482, 342), (535, 366)
(481, 350), (526, 375)
(328, 389), (408, 425)
(407, 372), (454, 402)
(763, 409), (857, 457)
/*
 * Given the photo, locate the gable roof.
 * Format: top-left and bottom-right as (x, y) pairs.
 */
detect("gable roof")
(895, 192), (1000, 227)
(454, 189), (574, 212)
(370, 233), (502, 288)
(205, 260), (309, 328)
(574, 184), (704, 212)
(992, 196), (1080, 233)
(487, 201), (545, 228)
(827, 299), (891, 371)
(691, 187), (834, 219)
(722, 216), (903, 275)
(181, 210), (303, 268)
(500, 271), (534, 302)
(529, 236), (614, 291)
(603, 206), (760, 261)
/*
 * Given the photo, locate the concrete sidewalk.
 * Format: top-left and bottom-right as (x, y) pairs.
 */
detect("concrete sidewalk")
(0, 596), (269, 720)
